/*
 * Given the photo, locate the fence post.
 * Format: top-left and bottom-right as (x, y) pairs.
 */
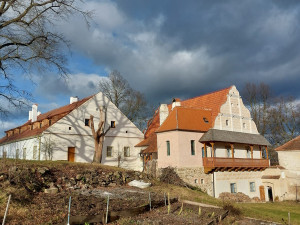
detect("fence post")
(67, 196), (71, 225)
(105, 195), (110, 224)
(2, 194), (11, 225)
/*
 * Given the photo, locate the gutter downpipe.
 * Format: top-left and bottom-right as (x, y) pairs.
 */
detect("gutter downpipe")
(213, 171), (215, 198)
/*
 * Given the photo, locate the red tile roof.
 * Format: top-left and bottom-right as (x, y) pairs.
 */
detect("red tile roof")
(156, 107), (212, 133)
(0, 95), (93, 145)
(275, 135), (300, 151)
(136, 86), (231, 153)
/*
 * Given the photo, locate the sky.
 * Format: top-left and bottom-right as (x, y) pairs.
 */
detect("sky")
(1, 0), (300, 135)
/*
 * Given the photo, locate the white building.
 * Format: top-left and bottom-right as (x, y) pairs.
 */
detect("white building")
(0, 92), (144, 171)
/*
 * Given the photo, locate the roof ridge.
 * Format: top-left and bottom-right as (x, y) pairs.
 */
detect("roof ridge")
(180, 86), (232, 103)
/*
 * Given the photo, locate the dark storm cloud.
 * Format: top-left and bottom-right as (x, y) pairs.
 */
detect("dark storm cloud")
(59, 0), (300, 104)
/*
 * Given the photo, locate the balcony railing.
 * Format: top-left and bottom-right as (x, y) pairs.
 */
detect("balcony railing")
(203, 157), (270, 173)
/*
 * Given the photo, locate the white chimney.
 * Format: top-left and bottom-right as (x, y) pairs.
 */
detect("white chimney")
(70, 96), (79, 104)
(38, 111), (41, 116)
(159, 104), (169, 125)
(32, 104), (38, 122)
(28, 111), (33, 121)
(172, 98), (181, 110)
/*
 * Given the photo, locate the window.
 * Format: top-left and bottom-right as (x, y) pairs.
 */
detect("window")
(230, 183), (237, 193)
(203, 117), (209, 123)
(111, 121), (116, 128)
(226, 120), (229, 126)
(262, 147), (267, 159)
(243, 123), (246, 129)
(106, 146), (113, 157)
(191, 140), (195, 155)
(39, 123), (42, 128)
(124, 147), (130, 157)
(250, 182), (256, 192)
(69, 127), (71, 130)
(49, 120), (52, 126)
(23, 148), (26, 160)
(85, 119), (90, 126)
(201, 179), (204, 184)
(16, 149), (19, 159)
(166, 141), (170, 156)
(246, 147), (251, 158)
(33, 146), (37, 160)
(194, 179), (198, 184)
(227, 148), (231, 158)
(202, 147), (205, 157)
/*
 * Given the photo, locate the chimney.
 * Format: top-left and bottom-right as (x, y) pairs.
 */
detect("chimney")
(32, 104), (38, 122)
(70, 96), (79, 104)
(159, 104), (169, 125)
(28, 110), (33, 121)
(172, 98), (181, 110)
(38, 111), (41, 116)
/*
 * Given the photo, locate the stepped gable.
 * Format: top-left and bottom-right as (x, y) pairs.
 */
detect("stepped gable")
(0, 95), (93, 145)
(137, 86), (231, 152)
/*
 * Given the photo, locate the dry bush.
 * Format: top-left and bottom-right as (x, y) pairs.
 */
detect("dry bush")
(159, 167), (186, 187)
(222, 202), (242, 217)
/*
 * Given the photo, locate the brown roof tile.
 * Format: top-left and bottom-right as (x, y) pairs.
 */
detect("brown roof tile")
(156, 107), (212, 133)
(0, 95), (93, 145)
(275, 135), (300, 151)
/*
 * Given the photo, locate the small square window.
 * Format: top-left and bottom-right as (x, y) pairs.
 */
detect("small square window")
(124, 147), (130, 157)
(107, 146), (113, 157)
(85, 119), (90, 126)
(111, 121), (116, 128)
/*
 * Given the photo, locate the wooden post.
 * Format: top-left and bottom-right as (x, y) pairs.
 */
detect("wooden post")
(266, 146), (268, 159)
(259, 146), (262, 159)
(250, 145), (253, 159)
(230, 144), (234, 158)
(204, 143), (207, 158)
(210, 142), (215, 158)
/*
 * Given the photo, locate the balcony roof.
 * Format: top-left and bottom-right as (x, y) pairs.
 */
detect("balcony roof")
(199, 129), (270, 146)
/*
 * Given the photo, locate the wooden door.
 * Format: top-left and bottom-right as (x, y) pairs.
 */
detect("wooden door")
(259, 185), (265, 201)
(68, 147), (75, 162)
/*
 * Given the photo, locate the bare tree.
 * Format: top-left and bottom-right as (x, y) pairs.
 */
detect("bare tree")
(0, 0), (90, 116)
(242, 82), (300, 146)
(41, 136), (55, 160)
(90, 106), (110, 163)
(99, 70), (148, 130)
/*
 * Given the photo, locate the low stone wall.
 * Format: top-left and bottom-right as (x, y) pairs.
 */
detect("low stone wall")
(174, 167), (213, 195)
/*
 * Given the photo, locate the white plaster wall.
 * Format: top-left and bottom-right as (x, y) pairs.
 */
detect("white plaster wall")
(0, 92), (144, 171)
(215, 171), (263, 198)
(45, 92), (144, 171)
(157, 131), (205, 168)
(214, 143), (261, 159)
(0, 136), (42, 160)
(214, 86), (258, 134)
(277, 151), (300, 173)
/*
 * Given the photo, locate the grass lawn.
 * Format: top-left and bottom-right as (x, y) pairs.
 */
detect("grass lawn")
(149, 183), (300, 224)
(237, 201), (300, 224)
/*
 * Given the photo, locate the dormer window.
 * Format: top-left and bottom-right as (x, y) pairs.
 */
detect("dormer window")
(203, 117), (209, 123)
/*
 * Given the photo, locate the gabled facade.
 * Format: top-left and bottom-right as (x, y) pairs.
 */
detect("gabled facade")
(137, 85), (271, 199)
(0, 92), (144, 171)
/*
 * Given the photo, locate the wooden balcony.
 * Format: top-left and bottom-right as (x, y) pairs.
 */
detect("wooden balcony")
(203, 157), (270, 173)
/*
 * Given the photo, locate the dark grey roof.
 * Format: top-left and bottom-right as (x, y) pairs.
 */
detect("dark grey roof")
(199, 129), (270, 146)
